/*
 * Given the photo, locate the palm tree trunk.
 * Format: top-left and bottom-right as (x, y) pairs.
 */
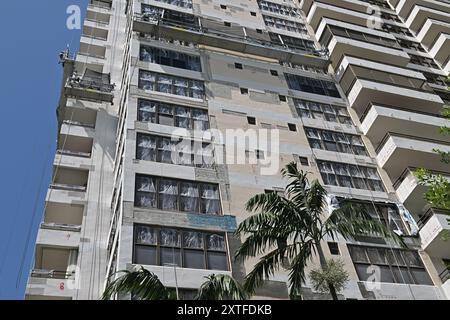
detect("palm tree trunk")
(316, 243), (338, 301)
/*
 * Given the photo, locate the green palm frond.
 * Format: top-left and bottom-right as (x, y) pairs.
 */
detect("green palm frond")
(195, 274), (249, 300)
(288, 241), (314, 298)
(242, 242), (303, 294)
(102, 267), (175, 300)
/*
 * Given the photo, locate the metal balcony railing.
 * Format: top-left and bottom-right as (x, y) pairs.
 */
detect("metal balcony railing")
(439, 268), (450, 283)
(40, 222), (82, 232)
(49, 183), (87, 192)
(56, 149), (92, 158)
(31, 269), (75, 280)
(62, 119), (95, 129)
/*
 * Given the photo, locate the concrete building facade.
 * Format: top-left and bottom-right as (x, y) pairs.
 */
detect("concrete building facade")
(26, 0), (450, 300)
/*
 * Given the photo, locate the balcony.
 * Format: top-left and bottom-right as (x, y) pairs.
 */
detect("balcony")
(302, 0), (370, 21)
(303, 0), (374, 31)
(50, 167), (89, 193)
(416, 19), (450, 50)
(57, 134), (93, 160)
(318, 20), (410, 69)
(42, 202), (84, 232)
(36, 227), (81, 247)
(27, 246), (78, 298)
(361, 104), (450, 148)
(65, 69), (115, 103)
(403, 5), (450, 34)
(132, 13), (329, 69)
(88, 0), (112, 11)
(338, 57), (445, 118)
(79, 41), (106, 59)
(82, 25), (108, 41)
(393, 0), (450, 21)
(377, 133), (450, 184)
(31, 246), (78, 280)
(429, 33), (450, 73)
(85, 9), (110, 26)
(419, 208), (450, 258)
(395, 168), (450, 217)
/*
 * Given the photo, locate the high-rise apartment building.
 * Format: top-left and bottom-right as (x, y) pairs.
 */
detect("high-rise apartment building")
(25, 0), (449, 300)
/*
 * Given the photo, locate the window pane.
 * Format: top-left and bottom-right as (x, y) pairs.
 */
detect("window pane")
(180, 183), (199, 212)
(136, 226), (157, 245)
(207, 252), (228, 271)
(134, 246), (157, 265)
(159, 180), (178, 210)
(410, 268), (433, 285)
(392, 267), (414, 284)
(201, 185), (221, 215)
(184, 249), (205, 269)
(183, 231), (204, 249)
(206, 234), (225, 251)
(161, 248), (181, 267)
(160, 229), (181, 247)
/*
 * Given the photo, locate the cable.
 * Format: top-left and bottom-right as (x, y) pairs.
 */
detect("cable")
(15, 142), (53, 289)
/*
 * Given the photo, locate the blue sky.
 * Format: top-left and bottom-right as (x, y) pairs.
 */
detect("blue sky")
(0, 1), (87, 299)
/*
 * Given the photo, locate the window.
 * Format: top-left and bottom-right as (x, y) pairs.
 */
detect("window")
(224, 22), (231, 27)
(258, 1), (299, 17)
(270, 70), (278, 76)
(256, 150), (265, 160)
(137, 99), (209, 131)
(142, 4), (197, 26)
(152, 0), (193, 9)
(240, 88), (249, 94)
(235, 63), (243, 69)
(139, 46), (201, 72)
(317, 160), (385, 192)
(348, 245), (433, 285)
(288, 123), (297, 132)
(220, 4), (227, 9)
(336, 198), (408, 235)
(250, 11), (256, 16)
(138, 70), (204, 99)
(134, 225), (228, 271)
(270, 33), (316, 52)
(279, 95), (286, 102)
(247, 116), (256, 125)
(263, 15), (307, 34)
(295, 155), (309, 166)
(293, 99), (352, 125)
(136, 133), (214, 168)
(304, 127), (368, 156)
(328, 242), (340, 255)
(135, 175), (222, 215)
(285, 74), (341, 98)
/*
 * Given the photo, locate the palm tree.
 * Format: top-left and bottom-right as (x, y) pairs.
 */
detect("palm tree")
(196, 274), (249, 300)
(235, 162), (404, 300)
(102, 267), (248, 300)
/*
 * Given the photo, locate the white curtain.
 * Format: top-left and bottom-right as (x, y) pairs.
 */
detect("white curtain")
(184, 231), (203, 249)
(207, 234), (225, 251)
(180, 183), (198, 211)
(202, 186), (220, 214)
(159, 180), (178, 210)
(136, 226), (157, 245)
(160, 229), (180, 247)
(138, 136), (156, 160)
